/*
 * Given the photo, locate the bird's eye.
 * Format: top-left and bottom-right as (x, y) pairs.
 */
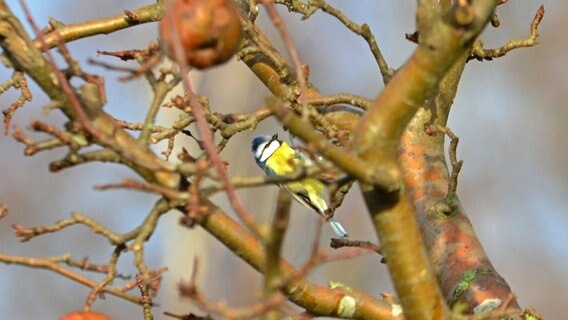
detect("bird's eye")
(261, 141), (273, 156)
(263, 134), (279, 151)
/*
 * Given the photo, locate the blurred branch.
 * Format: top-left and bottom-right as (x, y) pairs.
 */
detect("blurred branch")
(0, 201), (8, 219)
(328, 178), (355, 212)
(117, 267), (167, 295)
(49, 149), (124, 172)
(469, 5), (545, 61)
(263, 189), (292, 320)
(95, 178), (188, 201)
(330, 238), (382, 256)
(238, 18), (297, 98)
(97, 44), (160, 61)
(164, 312), (213, 320)
(92, 43), (163, 83)
(11, 122), (89, 156)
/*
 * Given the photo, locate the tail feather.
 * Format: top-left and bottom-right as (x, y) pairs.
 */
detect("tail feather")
(328, 217), (348, 238)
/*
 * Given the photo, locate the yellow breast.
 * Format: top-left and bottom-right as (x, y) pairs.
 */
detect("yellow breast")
(264, 142), (300, 175)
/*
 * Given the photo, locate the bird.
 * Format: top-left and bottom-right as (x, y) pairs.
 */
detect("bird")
(251, 134), (348, 238)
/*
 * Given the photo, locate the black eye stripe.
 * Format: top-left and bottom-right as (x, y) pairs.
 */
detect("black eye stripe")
(260, 143), (270, 157)
(260, 136), (279, 159)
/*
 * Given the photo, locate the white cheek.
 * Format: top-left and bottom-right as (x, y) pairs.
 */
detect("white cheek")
(255, 142), (268, 159)
(260, 142), (279, 162)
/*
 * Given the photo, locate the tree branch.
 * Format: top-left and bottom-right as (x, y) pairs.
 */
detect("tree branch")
(263, 189), (292, 320)
(0, 252), (144, 305)
(352, 1), (500, 318)
(469, 5), (545, 61)
(400, 48), (521, 315)
(33, 2), (165, 51)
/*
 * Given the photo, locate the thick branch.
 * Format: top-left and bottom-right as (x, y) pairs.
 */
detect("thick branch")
(400, 54), (521, 313)
(352, 1), (499, 319)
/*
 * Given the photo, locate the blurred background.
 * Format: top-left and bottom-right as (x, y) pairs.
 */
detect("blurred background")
(0, 0), (566, 319)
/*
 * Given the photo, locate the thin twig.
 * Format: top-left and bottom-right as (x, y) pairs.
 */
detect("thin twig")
(274, 0), (392, 84)
(261, 0), (309, 118)
(330, 238), (382, 255)
(137, 274), (154, 320)
(140, 75), (181, 146)
(94, 178), (188, 201)
(2, 71), (32, 135)
(117, 267), (168, 293)
(425, 125), (463, 201)
(0, 252), (143, 305)
(97, 43), (160, 61)
(84, 245), (126, 310)
(64, 256), (131, 280)
(469, 5), (545, 61)
(130, 199), (171, 295)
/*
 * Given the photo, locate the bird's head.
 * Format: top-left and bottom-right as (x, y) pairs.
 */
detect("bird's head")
(251, 134), (281, 168)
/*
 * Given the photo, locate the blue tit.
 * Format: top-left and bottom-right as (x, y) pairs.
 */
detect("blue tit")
(251, 134), (348, 238)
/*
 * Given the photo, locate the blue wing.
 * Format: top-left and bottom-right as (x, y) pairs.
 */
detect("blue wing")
(264, 166), (277, 177)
